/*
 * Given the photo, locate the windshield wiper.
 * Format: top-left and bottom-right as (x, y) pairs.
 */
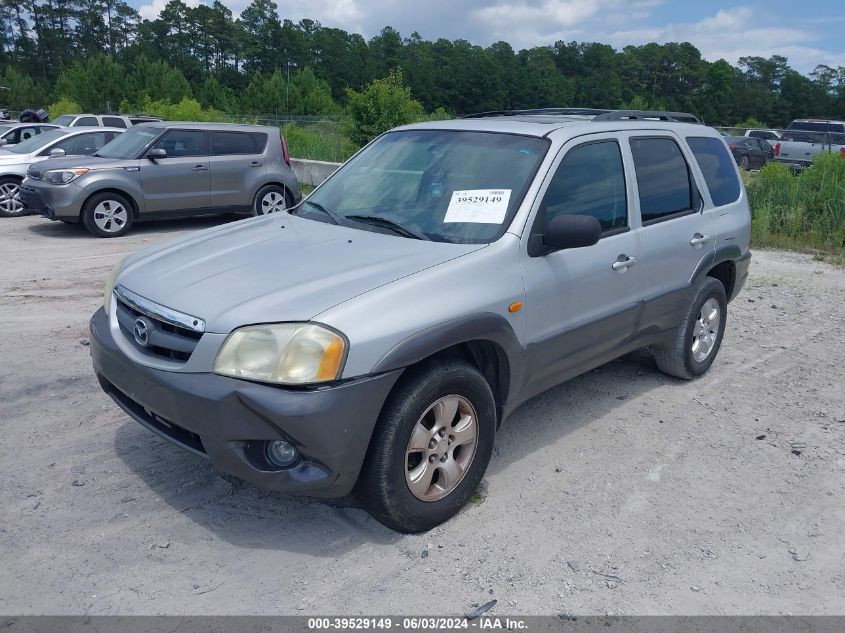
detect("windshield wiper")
(293, 199), (345, 225)
(345, 215), (431, 241)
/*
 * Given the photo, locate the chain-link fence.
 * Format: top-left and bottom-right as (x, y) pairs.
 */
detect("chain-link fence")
(713, 126), (845, 172)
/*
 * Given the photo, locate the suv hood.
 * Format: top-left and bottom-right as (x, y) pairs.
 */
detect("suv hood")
(117, 214), (486, 333)
(28, 155), (133, 172)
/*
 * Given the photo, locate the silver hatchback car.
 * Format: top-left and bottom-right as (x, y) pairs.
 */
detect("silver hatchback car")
(21, 122), (300, 237)
(90, 109), (751, 532)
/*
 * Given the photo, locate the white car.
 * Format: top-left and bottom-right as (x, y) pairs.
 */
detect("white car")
(0, 126), (123, 217)
(0, 122), (60, 148)
(51, 114), (161, 129)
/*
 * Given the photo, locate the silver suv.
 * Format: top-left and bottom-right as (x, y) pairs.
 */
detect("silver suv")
(21, 122), (300, 237)
(89, 109), (751, 532)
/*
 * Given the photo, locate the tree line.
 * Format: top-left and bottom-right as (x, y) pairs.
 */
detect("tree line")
(1, 0), (844, 127)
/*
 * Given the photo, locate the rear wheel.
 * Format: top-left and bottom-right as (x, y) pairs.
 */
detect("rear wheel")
(81, 192), (134, 238)
(252, 185), (291, 216)
(359, 358), (496, 533)
(739, 155), (750, 171)
(0, 177), (24, 218)
(654, 277), (727, 379)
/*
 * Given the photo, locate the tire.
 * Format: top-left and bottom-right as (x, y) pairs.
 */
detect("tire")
(0, 177), (25, 218)
(739, 155), (750, 171)
(252, 185), (291, 216)
(359, 358), (496, 533)
(654, 277), (728, 380)
(81, 192), (134, 238)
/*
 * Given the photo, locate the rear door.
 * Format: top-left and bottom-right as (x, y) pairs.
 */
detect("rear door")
(141, 129), (210, 213)
(520, 133), (642, 390)
(208, 131), (265, 208)
(626, 133), (717, 333)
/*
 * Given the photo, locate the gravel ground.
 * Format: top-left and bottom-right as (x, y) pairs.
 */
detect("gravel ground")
(0, 214), (843, 616)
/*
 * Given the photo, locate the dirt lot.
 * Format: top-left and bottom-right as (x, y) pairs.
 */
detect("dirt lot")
(0, 214), (843, 616)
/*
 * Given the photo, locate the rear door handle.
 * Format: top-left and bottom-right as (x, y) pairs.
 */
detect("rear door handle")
(191, 165), (208, 172)
(249, 161), (263, 167)
(612, 255), (637, 271)
(690, 233), (710, 248)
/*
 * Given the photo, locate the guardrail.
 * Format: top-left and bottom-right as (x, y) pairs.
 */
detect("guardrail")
(291, 158), (341, 187)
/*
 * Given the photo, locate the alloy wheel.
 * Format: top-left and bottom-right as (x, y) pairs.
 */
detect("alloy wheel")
(405, 395), (479, 502)
(691, 298), (720, 362)
(0, 182), (23, 215)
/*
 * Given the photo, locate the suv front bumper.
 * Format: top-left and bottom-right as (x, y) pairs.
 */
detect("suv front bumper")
(19, 178), (86, 222)
(90, 308), (401, 497)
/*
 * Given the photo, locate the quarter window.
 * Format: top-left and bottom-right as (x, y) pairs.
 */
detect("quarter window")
(630, 137), (693, 223)
(154, 130), (208, 157)
(541, 140), (628, 233)
(686, 136), (741, 207)
(211, 131), (258, 155)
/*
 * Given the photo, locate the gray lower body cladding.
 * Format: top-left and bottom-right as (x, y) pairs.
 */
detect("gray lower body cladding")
(90, 308), (402, 497)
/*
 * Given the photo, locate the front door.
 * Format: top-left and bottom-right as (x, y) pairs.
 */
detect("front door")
(520, 134), (642, 394)
(141, 129), (210, 214)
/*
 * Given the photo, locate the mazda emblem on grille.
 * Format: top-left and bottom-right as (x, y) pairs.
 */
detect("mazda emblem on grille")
(133, 317), (151, 347)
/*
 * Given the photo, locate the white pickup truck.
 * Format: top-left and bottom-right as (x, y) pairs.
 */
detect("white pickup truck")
(774, 118), (845, 169)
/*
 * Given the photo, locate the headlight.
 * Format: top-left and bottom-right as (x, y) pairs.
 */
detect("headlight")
(43, 168), (89, 184)
(214, 323), (346, 385)
(103, 261), (122, 311)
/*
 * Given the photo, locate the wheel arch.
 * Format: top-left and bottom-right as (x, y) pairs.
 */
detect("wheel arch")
(371, 313), (525, 426)
(81, 187), (141, 219)
(691, 244), (742, 302)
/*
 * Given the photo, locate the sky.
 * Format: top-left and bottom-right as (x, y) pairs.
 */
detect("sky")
(130, 0), (845, 74)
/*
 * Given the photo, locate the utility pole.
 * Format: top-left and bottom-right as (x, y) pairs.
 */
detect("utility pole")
(286, 60), (297, 122)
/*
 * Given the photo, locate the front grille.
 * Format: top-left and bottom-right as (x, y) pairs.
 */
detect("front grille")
(114, 287), (204, 363)
(105, 380), (207, 456)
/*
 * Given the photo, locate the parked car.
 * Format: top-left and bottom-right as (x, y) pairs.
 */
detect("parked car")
(0, 122), (60, 148)
(22, 122), (299, 236)
(0, 127), (123, 217)
(51, 113), (162, 129)
(89, 108), (751, 532)
(744, 129), (781, 144)
(775, 118), (845, 169)
(727, 136), (774, 170)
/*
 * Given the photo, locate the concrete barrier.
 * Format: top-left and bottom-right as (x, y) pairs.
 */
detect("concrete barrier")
(291, 158), (342, 187)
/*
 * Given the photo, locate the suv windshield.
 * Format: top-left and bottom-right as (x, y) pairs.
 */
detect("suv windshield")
(301, 129), (549, 243)
(9, 128), (67, 154)
(52, 115), (75, 126)
(94, 126), (159, 159)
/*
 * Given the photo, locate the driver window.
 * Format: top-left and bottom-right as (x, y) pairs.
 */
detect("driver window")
(542, 140), (628, 233)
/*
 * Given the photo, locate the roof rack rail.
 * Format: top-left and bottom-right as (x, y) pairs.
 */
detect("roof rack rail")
(462, 108), (611, 119)
(592, 110), (703, 124)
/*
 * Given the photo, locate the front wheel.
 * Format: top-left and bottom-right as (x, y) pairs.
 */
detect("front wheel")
(654, 277), (728, 379)
(739, 155), (750, 171)
(359, 358), (496, 533)
(81, 192), (134, 237)
(0, 177), (24, 218)
(252, 185), (291, 216)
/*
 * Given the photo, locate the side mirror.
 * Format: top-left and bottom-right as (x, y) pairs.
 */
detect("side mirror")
(531, 214), (601, 255)
(0, 139), (7, 147)
(49, 148), (66, 158)
(147, 148), (166, 161)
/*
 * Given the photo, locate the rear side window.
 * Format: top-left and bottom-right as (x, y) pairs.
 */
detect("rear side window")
(75, 117), (98, 127)
(102, 116), (127, 129)
(630, 137), (693, 224)
(211, 131), (258, 155)
(250, 132), (268, 152)
(542, 140), (627, 233)
(154, 130), (208, 157)
(686, 137), (741, 207)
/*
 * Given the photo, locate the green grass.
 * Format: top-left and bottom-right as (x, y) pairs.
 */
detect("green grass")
(281, 122), (357, 163)
(744, 153), (845, 263)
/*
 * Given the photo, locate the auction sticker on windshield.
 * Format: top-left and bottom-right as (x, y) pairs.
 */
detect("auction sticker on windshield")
(444, 189), (511, 224)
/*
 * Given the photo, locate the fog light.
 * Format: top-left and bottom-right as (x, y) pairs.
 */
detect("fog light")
(266, 440), (299, 468)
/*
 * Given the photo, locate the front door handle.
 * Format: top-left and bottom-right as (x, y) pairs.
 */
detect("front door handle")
(191, 165), (208, 171)
(612, 255), (637, 271)
(249, 161), (263, 167)
(690, 233), (710, 248)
